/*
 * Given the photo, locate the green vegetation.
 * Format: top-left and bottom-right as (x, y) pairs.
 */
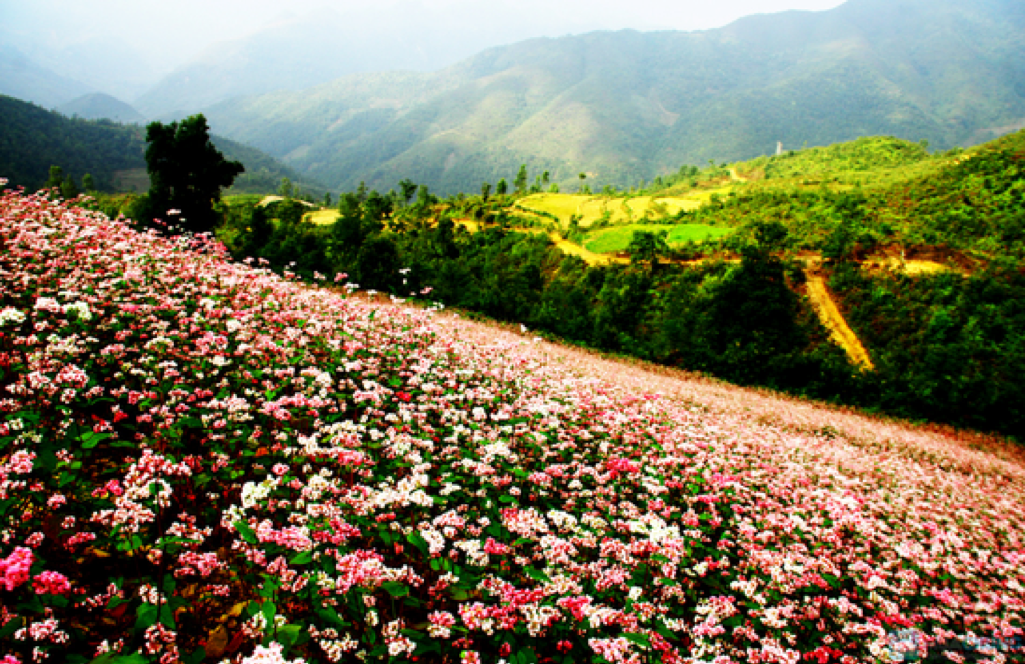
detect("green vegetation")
(0, 94), (318, 196)
(584, 224), (733, 254)
(212, 129), (1025, 440)
(0, 94), (146, 192)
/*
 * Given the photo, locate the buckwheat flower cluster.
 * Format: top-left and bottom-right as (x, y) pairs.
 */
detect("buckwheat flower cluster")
(0, 546), (33, 591)
(14, 617), (69, 645)
(241, 642), (305, 664)
(31, 571), (71, 596)
(61, 301), (91, 322)
(0, 307), (25, 327)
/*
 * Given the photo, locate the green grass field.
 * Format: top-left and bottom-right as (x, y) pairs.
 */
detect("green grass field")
(583, 224), (734, 254)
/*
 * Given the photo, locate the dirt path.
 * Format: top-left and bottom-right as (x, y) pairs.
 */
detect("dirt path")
(728, 168), (748, 183)
(805, 273), (874, 371)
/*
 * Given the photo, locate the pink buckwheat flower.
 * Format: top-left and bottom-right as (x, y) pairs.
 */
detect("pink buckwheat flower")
(0, 547), (33, 591)
(32, 571), (71, 596)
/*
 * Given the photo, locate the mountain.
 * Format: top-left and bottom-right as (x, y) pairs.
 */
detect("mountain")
(132, 5), (594, 118)
(0, 45), (94, 109)
(0, 94), (319, 195)
(199, 0), (1025, 195)
(58, 93), (145, 124)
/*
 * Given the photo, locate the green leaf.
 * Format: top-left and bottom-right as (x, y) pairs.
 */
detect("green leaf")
(277, 624), (303, 650)
(523, 567), (551, 584)
(498, 495), (516, 503)
(381, 581), (409, 597)
(160, 605), (177, 629)
(316, 607), (343, 626)
(622, 633), (651, 648)
(135, 602), (159, 630)
(0, 617), (20, 639)
(289, 551), (313, 565)
(80, 431), (112, 449)
(406, 532), (428, 555)
(234, 521), (257, 544)
(262, 600), (277, 624)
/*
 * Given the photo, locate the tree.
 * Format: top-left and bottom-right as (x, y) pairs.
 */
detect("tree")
(45, 165), (64, 191)
(416, 184), (433, 209)
(628, 230), (670, 271)
(496, 179), (508, 196)
(60, 175), (79, 200)
(143, 114), (243, 234)
(514, 164), (528, 194)
(398, 179), (418, 206)
(278, 177), (293, 199)
(481, 182), (491, 201)
(82, 173), (95, 191)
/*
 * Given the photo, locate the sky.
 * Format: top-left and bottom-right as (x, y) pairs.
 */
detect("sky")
(2, 0), (847, 68)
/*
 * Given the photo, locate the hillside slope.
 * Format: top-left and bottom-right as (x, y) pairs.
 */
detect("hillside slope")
(58, 93), (145, 124)
(0, 95), (320, 194)
(201, 0), (1025, 194)
(1, 187), (1023, 662)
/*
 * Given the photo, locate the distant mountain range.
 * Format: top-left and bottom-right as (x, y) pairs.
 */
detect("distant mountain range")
(0, 46), (94, 109)
(194, 0), (1025, 194)
(130, 5), (605, 119)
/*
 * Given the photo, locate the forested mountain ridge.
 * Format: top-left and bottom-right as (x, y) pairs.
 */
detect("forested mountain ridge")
(200, 0), (1025, 195)
(0, 94), (321, 195)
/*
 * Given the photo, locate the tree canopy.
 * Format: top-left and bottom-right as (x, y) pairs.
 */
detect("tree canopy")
(143, 114), (243, 234)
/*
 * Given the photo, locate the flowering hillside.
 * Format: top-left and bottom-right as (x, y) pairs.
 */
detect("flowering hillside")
(1, 186), (1024, 664)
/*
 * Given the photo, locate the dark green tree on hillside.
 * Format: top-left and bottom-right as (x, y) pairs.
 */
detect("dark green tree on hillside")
(143, 114), (243, 235)
(514, 164), (529, 194)
(628, 230), (670, 272)
(45, 165), (64, 191)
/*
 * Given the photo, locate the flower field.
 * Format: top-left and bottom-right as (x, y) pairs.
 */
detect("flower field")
(1, 185), (1024, 664)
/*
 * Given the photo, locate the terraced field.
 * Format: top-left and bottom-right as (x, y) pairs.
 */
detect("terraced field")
(514, 192), (710, 226)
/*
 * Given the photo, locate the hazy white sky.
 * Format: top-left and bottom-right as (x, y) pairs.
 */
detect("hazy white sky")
(2, 0), (847, 69)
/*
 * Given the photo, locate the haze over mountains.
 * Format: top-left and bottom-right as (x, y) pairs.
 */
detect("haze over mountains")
(198, 0), (1025, 193)
(2, 0), (1024, 194)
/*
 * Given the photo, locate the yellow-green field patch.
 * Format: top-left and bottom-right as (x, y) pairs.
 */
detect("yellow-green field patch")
(303, 209), (339, 225)
(514, 193), (707, 227)
(583, 224), (734, 254)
